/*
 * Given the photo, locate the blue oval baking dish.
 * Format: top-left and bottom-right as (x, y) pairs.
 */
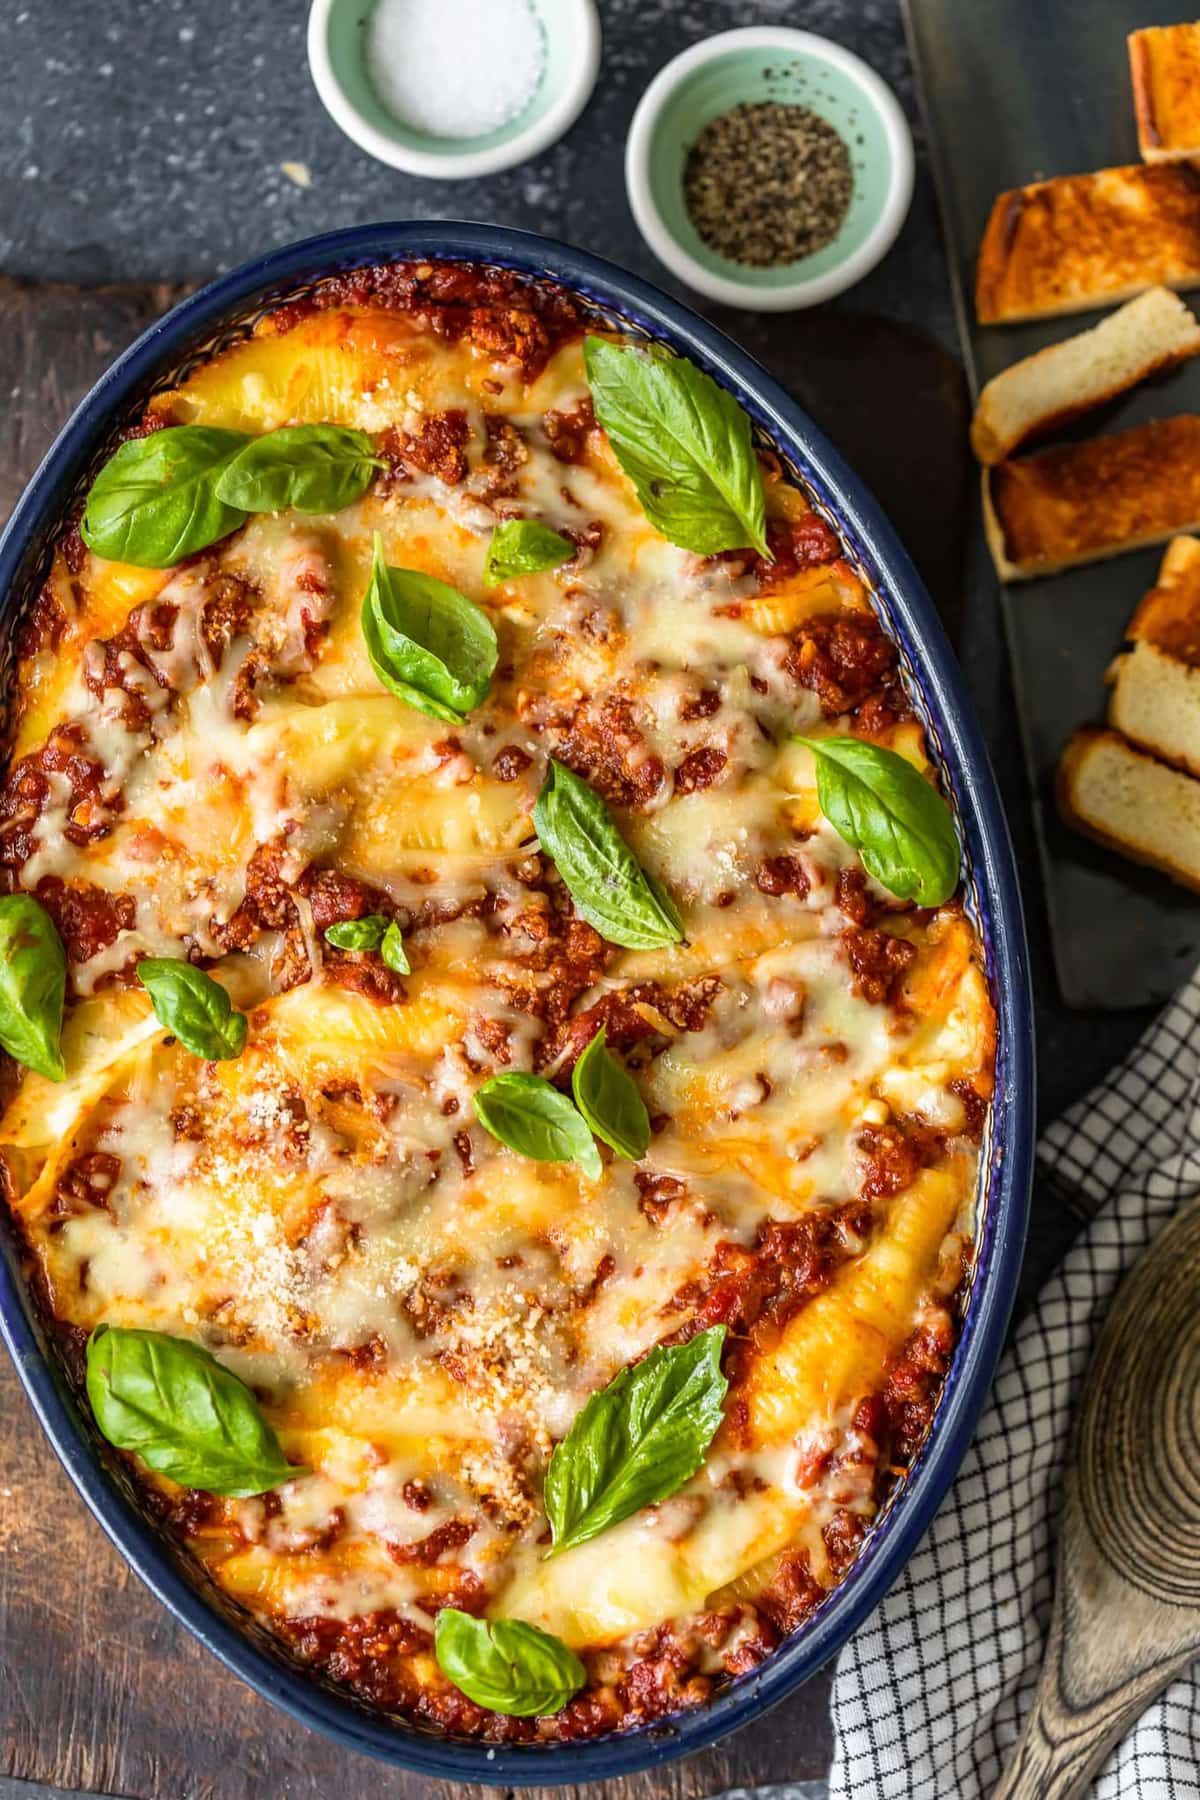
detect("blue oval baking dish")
(0, 221), (1034, 1784)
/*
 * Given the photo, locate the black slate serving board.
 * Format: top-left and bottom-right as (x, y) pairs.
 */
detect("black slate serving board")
(905, 0), (1200, 1008)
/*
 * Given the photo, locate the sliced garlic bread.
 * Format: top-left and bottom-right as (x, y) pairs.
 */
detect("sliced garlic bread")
(1059, 726), (1200, 892)
(984, 417), (1200, 581)
(1107, 536), (1200, 774)
(1125, 532), (1200, 652)
(1130, 24), (1200, 164)
(976, 163), (1200, 324)
(970, 288), (1200, 465)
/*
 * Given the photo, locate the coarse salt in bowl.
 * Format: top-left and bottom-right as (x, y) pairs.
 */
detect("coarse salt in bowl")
(367, 0), (543, 141)
(307, 0), (601, 180)
(627, 27), (915, 311)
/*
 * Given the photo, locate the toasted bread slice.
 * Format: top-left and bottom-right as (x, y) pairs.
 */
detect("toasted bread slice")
(1107, 642), (1200, 776)
(1125, 533), (1200, 655)
(975, 163), (1200, 324)
(1130, 25), (1200, 163)
(983, 417), (1200, 581)
(1107, 537), (1200, 774)
(1059, 726), (1200, 892)
(970, 288), (1200, 464)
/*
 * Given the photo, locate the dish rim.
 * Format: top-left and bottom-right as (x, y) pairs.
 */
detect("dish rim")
(0, 220), (1034, 1785)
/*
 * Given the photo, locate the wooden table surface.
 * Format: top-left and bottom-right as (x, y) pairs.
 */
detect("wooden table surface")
(0, 277), (970, 1800)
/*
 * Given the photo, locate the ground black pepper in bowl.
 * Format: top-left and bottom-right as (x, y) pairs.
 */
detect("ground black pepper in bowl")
(683, 100), (854, 267)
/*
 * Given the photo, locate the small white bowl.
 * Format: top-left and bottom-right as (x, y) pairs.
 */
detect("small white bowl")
(626, 27), (914, 311)
(307, 0), (601, 180)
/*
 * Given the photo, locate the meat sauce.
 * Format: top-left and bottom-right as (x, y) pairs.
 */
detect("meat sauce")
(268, 260), (585, 383)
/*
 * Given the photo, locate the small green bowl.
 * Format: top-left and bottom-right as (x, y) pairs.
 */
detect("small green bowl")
(626, 27), (914, 311)
(307, 0), (600, 179)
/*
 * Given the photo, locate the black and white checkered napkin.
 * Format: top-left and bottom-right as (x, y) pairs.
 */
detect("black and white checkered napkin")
(828, 967), (1200, 1798)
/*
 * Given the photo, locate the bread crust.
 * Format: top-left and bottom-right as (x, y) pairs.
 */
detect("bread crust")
(1129, 32), (1158, 155)
(981, 468), (1019, 583)
(1129, 25), (1200, 163)
(1058, 726), (1200, 894)
(975, 163), (1200, 324)
(1056, 728), (1112, 841)
(984, 418), (1200, 581)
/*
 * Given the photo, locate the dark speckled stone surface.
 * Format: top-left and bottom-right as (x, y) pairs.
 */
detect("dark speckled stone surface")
(0, 0), (954, 342)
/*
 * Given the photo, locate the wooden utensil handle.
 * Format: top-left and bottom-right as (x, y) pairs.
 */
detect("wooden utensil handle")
(993, 1636), (1191, 1800)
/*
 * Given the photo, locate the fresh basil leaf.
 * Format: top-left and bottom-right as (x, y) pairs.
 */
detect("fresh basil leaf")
(544, 1327), (728, 1557)
(86, 1325), (300, 1497)
(583, 336), (768, 557)
(81, 422), (382, 567)
(136, 958), (247, 1060)
(380, 919), (410, 975)
(484, 519), (573, 587)
(571, 1027), (649, 1162)
(797, 735), (960, 907)
(361, 534), (498, 723)
(474, 1072), (602, 1180)
(323, 913), (408, 971)
(324, 914), (388, 950)
(215, 424), (382, 515)
(434, 1608), (585, 1717)
(81, 426), (251, 567)
(533, 759), (683, 951)
(0, 894), (66, 1081)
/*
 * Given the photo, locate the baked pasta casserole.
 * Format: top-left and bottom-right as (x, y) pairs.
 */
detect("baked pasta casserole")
(0, 261), (994, 1740)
